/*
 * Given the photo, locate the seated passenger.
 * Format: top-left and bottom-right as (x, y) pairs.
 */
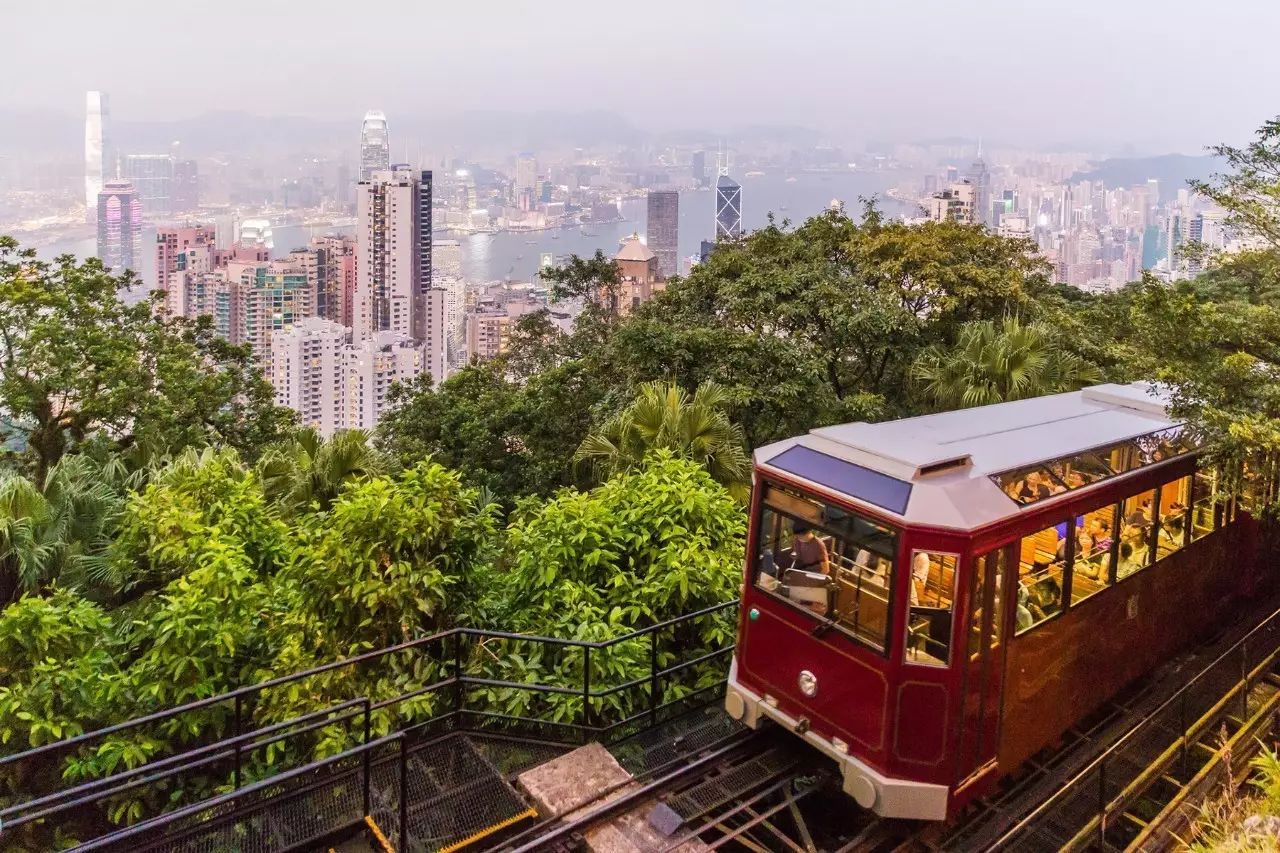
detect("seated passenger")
(1116, 541), (1144, 578)
(1014, 471), (1054, 502)
(1086, 517), (1113, 552)
(1157, 515), (1185, 557)
(789, 521), (830, 575)
(910, 551), (931, 605)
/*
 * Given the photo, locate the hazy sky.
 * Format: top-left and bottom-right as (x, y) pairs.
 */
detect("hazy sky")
(5, 0), (1279, 152)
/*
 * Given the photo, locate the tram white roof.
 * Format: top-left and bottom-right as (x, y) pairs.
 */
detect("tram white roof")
(754, 382), (1181, 531)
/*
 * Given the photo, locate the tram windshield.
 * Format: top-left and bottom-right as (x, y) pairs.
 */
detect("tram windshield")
(753, 483), (899, 652)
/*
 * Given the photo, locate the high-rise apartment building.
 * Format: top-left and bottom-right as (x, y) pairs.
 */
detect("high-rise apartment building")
(308, 235), (356, 326)
(466, 310), (512, 362)
(360, 111), (390, 181)
(271, 317), (348, 436)
(714, 176), (742, 240)
(96, 180), (142, 271)
(240, 260), (316, 370)
(84, 91), (111, 221)
(155, 224), (217, 315)
(926, 181), (976, 224)
(646, 191), (679, 280)
(355, 169), (433, 333)
(122, 154), (175, 218)
(344, 332), (423, 430)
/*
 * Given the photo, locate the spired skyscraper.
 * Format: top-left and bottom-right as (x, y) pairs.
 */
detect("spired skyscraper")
(96, 180), (142, 271)
(715, 175), (742, 241)
(360, 111), (390, 181)
(646, 190), (679, 280)
(84, 91), (112, 221)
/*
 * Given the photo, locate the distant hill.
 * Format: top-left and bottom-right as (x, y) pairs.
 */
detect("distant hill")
(1070, 154), (1219, 200)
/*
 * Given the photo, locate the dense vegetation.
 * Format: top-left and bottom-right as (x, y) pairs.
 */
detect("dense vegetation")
(4, 118), (1280, 843)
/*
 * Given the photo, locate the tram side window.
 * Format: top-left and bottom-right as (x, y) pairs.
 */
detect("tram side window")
(1070, 503), (1118, 604)
(1016, 524), (1066, 635)
(752, 485), (899, 653)
(1191, 469), (1220, 542)
(905, 551), (958, 667)
(1156, 476), (1192, 558)
(1119, 488), (1158, 578)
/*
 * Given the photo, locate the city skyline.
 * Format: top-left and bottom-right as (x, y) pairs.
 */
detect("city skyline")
(4, 1), (1280, 154)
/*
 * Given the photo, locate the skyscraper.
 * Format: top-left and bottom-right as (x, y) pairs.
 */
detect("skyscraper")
(84, 92), (111, 221)
(173, 160), (199, 212)
(967, 155), (991, 227)
(360, 111), (390, 181)
(355, 167), (439, 351)
(123, 154), (175, 218)
(646, 190), (679, 280)
(691, 151), (707, 188)
(714, 175), (742, 241)
(514, 153), (537, 210)
(96, 180), (142, 271)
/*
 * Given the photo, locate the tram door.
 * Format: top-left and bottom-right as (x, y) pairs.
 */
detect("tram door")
(956, 546), (1011, 784)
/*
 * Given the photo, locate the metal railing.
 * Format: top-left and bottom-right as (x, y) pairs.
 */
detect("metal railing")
(0, 599), (738, 850)
(988, 604), (1280, 851)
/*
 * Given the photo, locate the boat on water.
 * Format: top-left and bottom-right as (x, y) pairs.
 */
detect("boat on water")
(745, 170), (765, 178)
(785, 176), (798, 183)
(551, 233), (559, 239)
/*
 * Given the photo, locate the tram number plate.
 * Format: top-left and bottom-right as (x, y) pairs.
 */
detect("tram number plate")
(1126, 595), (1139, 620)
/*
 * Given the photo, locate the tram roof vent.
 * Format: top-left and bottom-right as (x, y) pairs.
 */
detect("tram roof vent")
(914, 455), (972, 478)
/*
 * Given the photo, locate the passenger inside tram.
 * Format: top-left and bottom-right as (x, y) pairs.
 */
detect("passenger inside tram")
(753, 484), (900, 652)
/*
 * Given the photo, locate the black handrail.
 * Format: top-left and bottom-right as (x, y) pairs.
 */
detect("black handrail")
(0, 599), (739, 849)
(67, 733), (404, 852)
(0, 599), (738, 771)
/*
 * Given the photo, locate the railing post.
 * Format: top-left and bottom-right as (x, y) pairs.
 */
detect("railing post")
(232, 693), (243, 790)
(399, 736), (409, 853)
(1242, 641), (1251, 721)
(649, 628), (660, 721)
(453, 631), (463, 722)
(1098, 757), (1107, 845)
(582, 645), (593, 736)
(362, 698), (372, 817)
(1180, 691), (1189, 779)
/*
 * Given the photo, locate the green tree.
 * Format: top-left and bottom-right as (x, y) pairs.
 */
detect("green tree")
(0, 456), (124, 605)
(0, 238), (293, 482)
(574, 380), (751, 498)
(911, 316), (1103, 410)
(256, 428), (391, 515)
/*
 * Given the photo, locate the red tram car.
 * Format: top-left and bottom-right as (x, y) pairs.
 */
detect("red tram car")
(724, 383), (1262, 820)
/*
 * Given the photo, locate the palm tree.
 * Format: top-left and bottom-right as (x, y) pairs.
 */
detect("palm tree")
(256, 428), (391, 515)
(574, 381), (751, 498)
(912, 316), (1103, 410)
(0, 456), (123, 605)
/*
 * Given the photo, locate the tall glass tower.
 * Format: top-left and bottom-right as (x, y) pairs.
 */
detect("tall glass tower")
(84, 91), (111, 220)
(646, 190), (679, 279)
(715, 175), (742, 240)
(360, 111), (390, 181)
(96, 180), (142, 272)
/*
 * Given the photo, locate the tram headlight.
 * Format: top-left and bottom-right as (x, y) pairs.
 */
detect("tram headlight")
(797, 669), (818, 698)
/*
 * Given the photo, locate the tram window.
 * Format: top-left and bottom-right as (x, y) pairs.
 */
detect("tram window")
(1070, 503), (1118, 604)
(1191, 469), (1219, 541)
(905, 551), (957, 667)
(1156, 476), (1192, 558)
(752, 484), (899, 653)
(1119, 488), (1157, 578)
(967, 550), (1007, 659)
(1016, 524), (1066, 635)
